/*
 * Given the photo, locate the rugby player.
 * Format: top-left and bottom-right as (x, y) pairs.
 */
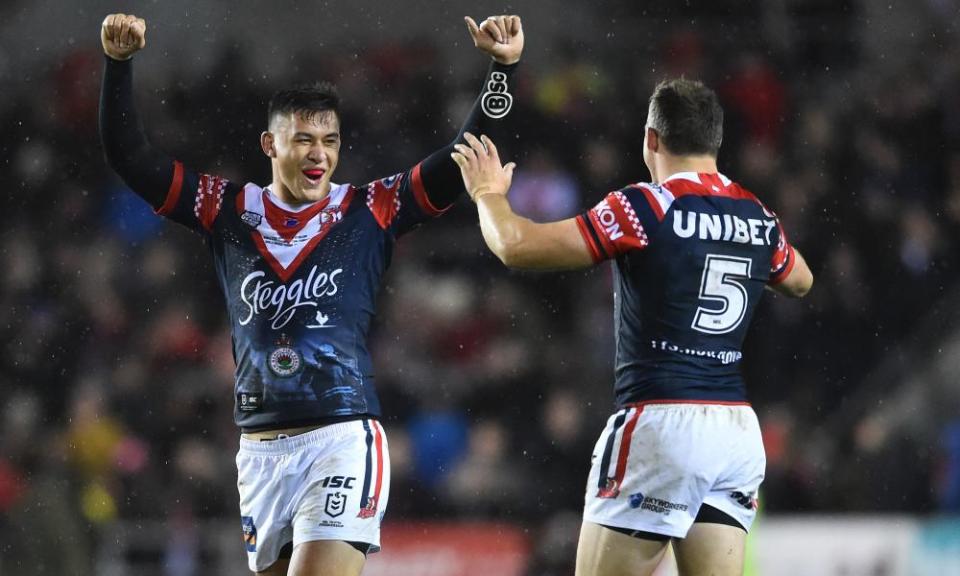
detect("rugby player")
(99, 12), (523, 576)
(451, 79), (813, 576)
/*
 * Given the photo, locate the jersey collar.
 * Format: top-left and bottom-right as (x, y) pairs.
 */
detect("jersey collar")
(661, 172), (732, 187)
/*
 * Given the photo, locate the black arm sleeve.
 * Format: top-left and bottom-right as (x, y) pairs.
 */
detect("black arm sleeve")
(99, 56), (175, 209)
(417, 60), (519, 209)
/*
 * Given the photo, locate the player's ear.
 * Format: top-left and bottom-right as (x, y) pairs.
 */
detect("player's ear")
(261, 131), (276, 158)
(645, 126), (660, 153)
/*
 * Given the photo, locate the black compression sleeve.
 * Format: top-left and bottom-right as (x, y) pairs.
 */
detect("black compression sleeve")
(417, 61), (519, 209)
(99, 56), (175, 208)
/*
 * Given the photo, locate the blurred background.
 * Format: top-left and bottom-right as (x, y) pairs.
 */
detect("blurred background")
(2, 0), (960, 574)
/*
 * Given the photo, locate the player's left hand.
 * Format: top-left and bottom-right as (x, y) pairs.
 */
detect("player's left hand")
(451, 132), (516, 202)
(465, 15), (523, 65)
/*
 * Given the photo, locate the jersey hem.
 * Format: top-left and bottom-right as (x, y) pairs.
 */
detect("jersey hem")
(575, 215), (604, 262)
(623, 399), (752, 409)
(239, 413), (372, 434)
(156, 160), (184, 216)
(768, 244), (796, 285)
(410, 162), (450, 217)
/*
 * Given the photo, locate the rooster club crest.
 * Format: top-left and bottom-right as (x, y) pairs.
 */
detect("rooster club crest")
(597, 477), (620, 499)
(320, 207), (343, 225)
(357, 497), (378, 519)
(268, 334), (303, 378)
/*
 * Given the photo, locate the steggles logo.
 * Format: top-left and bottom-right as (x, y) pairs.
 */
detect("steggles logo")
(239, 264), (342, 330)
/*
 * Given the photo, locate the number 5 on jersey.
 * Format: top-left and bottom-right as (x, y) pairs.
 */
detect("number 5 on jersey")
(692, 254), (752, 334)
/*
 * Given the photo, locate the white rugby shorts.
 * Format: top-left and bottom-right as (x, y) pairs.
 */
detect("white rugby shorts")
(583, 401), (764, 538)
(236, 419), (390, 572)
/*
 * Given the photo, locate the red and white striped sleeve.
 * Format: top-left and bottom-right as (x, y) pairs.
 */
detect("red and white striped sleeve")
(575, 188), (654, 262)
(155, 160), (231, 235)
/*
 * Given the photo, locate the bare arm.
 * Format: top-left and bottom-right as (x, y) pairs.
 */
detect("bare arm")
(768, 247), (813, 297)
(453, 133), (595, 270)
(475, 196), (594, 269)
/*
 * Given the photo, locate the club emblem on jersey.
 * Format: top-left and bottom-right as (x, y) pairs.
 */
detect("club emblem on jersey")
(268, 335), (303, 377)
(325, 492), (347, 517)
(318, 207), (344, 227)
(241, 210), (263, 228)
(306, 310), (335, 329)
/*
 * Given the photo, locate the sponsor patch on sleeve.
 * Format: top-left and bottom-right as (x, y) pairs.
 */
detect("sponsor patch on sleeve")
(584, 190), (649, 259)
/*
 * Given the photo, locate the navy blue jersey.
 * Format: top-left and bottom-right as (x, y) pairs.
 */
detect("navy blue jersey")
(576, 172), (795, 406)
(156, 161), (445, 429)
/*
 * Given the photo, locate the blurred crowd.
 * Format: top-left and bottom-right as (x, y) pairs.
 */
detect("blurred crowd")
(4, 1), (960, 573)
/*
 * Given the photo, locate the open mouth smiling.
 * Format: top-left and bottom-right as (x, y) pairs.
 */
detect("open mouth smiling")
(302, 168), (325, 184)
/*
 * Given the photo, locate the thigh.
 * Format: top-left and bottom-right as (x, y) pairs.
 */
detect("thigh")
(672, 522), (745, 576)
(286, 540), (365, 576)
(257, 557), (289, 575)
(575, 521), (670, 576)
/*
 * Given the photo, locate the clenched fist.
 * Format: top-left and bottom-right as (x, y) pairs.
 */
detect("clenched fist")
(465, 15), (523, 65)
(101, 13), (146, 61)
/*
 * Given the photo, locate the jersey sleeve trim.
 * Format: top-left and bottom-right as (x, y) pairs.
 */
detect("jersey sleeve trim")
(576, 214), (605, 263)
(768, 243), (796, 285)
(155, 160), (184, 216)
(410, 162), (449, 217)
(195, 174), (228, 232)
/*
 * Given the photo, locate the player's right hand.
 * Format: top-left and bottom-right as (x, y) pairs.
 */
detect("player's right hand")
(451, 133), (516, 203)
(465, 15), (523, 65)
(101, 13), (146, 61)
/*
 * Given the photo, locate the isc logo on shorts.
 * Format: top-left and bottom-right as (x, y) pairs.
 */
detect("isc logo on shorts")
(320, 475), (356, 489)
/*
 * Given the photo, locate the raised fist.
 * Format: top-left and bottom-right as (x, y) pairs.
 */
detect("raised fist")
(465, 15), (523, 65)
(101, 13), (146, 61)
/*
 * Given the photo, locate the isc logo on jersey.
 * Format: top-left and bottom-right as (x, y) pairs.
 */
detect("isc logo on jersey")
(672, 210), (776, 246)
(239, 264), (342, 330)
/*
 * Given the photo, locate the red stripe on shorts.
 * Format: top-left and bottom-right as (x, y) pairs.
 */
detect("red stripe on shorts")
(612, 407), (643, 487)
(372, 421), (384, 507)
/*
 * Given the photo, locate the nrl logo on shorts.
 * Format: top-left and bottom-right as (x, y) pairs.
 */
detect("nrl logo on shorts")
(268, 334), (303, 378)
(325, 492), (347, 518)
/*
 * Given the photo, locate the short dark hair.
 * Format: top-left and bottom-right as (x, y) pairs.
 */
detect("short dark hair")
(267, 82), (340, 128)
(647, 79), (723, 156)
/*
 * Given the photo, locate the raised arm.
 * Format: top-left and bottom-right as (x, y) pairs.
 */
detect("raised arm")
(452, 133), (595, 270)
(99, 13), (176, 209)
(415, 15), (524, 210)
